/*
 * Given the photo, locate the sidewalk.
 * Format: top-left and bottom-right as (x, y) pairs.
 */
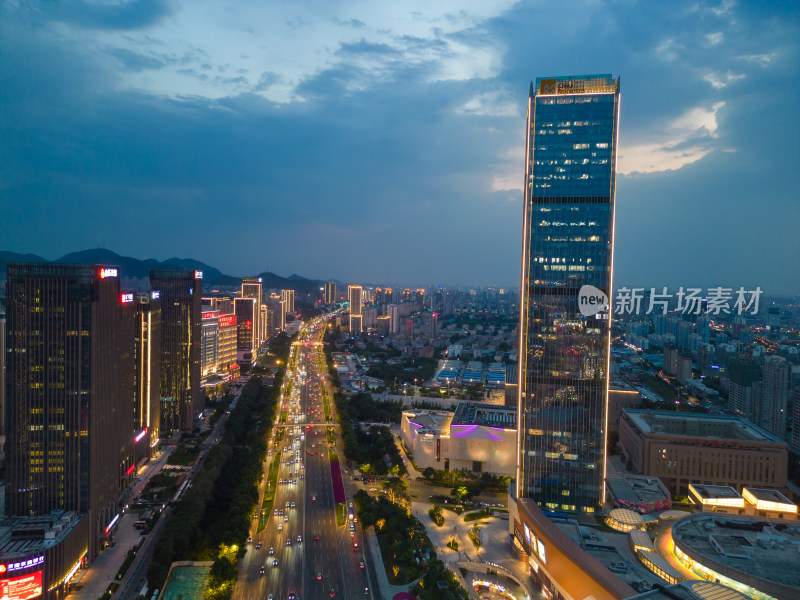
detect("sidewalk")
(68, 514), (145, 600)
(364, 526), (413, 600)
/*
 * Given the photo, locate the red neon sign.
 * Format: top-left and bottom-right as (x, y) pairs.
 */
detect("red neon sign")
(126, 465), (135, 476)
(202, 312), (219, 320)
(0, 571), (43, 600)
(218, 315), (237, 328)
(245, 320), (252, 330)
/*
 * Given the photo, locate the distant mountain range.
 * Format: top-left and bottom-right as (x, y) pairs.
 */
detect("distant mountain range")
(0, 249), (324, 296)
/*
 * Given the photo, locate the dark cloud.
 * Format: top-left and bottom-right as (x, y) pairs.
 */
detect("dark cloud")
(47, 0), (173, 31)
(0, 1), (797, 291)
(107, 46), (171, 71)
(338, 39), (400, 56)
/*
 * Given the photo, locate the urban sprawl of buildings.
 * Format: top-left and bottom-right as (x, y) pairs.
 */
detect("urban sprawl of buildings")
(0, 73), (798, 600)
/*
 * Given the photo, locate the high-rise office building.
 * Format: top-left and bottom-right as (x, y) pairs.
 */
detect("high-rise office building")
(727, 357), (761, 420)
(348, 285), (362, 333)
(387, 303), (400, 334)
(150, 269), (202, 433)
(267, 293), (286, 334)
(792, 387), (800, 454)
(0, 305), (5, 435)
(201, 310), (220, 376)
(362, 305), (378, 330)
(234, 297), (257, 365)
(426, 311), (438, 340)
(324, 282), (337, 304)
(5, 263), (135, 558)
(260, 304), (267, 342)
(517, 75), (621, 513)
(217, 313), (239, 376)
(278, 300), (286, 331)
(134, 292), (161, 461)
(281, 289), (295, 314)
(759, 356), (789, 440)
(241, 277), (263, 345)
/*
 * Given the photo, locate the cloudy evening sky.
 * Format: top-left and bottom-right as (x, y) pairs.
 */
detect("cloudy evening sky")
(1, 0), (798, 293)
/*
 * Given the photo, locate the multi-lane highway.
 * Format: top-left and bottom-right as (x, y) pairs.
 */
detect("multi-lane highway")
(233, 313), (373, 600)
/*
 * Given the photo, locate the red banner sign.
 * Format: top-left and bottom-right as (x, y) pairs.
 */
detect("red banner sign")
(0, 571), (43, 600)
(218, 315), (237, 328)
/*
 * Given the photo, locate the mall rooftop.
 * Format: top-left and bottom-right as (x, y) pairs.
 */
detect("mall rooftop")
(451, 402), (516, 428)
(671, 513), (800, 598)
(623, 410), (782, 442)
(606, 475), (671, 513)
(0, 511), (85, 556)
(624, 580), (749, 600)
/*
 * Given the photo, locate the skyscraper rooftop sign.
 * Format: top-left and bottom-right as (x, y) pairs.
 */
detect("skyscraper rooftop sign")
(538, 76), (617, 95)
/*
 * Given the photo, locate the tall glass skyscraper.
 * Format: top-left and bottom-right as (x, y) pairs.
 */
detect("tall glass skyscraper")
(517, 75), (620, 513)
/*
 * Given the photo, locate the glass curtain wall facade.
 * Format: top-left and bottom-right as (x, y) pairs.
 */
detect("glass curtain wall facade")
(134, 294), (160, 461)
(5, 263), (133, 558)
(241, 278), (263, 345)
(348, 285), (362, 333)
(517, 75), (620, 513)
(150, 270), (201, 433)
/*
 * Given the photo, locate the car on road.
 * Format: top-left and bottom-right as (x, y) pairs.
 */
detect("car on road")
(269, 546), (274, 554)
(255, 543), (262, 549)
(297, 535), (302, 543)
(288, 593), (296, 600)
(268, 595), (273, 600)
(291, 501), (296, 508)
(329, 588), (335, 597)
(317, 572), (322, 580)
(259, 565), (265, 574)
(286, 539), (291, 546)
(272, 558), (278, 566)
(359, 560), (364, 569)
(312, 496), (316, 502)
(314, 535), (319, 541)
(247, 537), (252, 544)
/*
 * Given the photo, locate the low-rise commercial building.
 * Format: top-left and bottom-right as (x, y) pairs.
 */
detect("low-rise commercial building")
(508, 494), (637, 600)
(688, 483), (797, 519)
(670, 513), (800, 599)
(0, 512), (89, 600)
(606, 475), (671, 514)
(624, 580), (750, 600)
(618, 410), (787, 495)
(400, 403), (516, 475)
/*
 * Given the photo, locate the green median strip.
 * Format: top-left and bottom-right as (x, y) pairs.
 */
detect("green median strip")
(335, 502), (347, 527)
(257, 451), (281, 533)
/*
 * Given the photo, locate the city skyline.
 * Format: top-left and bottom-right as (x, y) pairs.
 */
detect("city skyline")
(1, 1), (798, 293)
